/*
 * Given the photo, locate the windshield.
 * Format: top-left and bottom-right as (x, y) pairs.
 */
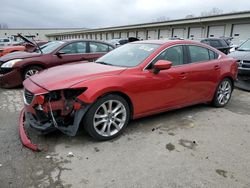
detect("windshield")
(96, 43), (160, 67)
(36, 41), (65, 54)
(238, 39), (250, 51)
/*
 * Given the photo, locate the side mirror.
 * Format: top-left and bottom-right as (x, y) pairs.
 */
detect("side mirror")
(56, 51), (65, 58)
(152, 60), (172, 74)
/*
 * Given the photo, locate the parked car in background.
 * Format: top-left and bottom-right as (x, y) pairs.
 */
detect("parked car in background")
(228, 38), (250, 76)
(0, 34), (48, 57)
(0, 38), (22, 46)
(107, 37), (139, 47)
(0, 40), (115, 88)
(200, 38), (232, 54)
(0, 45), (26, 57)
(21, 40), (237, 143)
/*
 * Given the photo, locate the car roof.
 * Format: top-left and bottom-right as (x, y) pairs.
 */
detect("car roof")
(133, 39), (205, 46)
(60, 39), (115, 47)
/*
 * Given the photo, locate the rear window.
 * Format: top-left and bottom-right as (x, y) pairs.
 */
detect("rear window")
(209, 40), (221, 47)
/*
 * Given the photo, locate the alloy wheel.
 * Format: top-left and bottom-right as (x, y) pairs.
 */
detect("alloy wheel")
(93, 100), (127, 137)
(216, 80), (232, 105)
(25, 69), (39, 79)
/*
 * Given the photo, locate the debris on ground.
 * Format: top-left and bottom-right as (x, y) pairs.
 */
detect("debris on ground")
(216, 169), (228, 178)
(166, 143), (175, 151)
(67, 152), (75, 157)
(94, 147), (100, 152)
(0, 164), (2, 167)
(152, 126), (161, 131)
(178, 139), (197, 149)
(45, 155), (51, 159)
(168, 132), (175, 136)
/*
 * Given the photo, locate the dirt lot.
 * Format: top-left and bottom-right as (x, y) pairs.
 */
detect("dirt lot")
(0, 88), (250, 188)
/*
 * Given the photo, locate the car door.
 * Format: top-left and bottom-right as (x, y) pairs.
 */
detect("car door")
(50, 41), (88, 66)
(137, 45), (191, 114)
(185, 45), (221, 103)
(88, 42), (114, 61)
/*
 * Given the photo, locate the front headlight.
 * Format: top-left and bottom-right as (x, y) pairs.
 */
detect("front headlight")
(1, 59), (23, 68)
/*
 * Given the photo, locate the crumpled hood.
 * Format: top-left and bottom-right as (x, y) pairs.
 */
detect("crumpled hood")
(0, 51), (41, 62)
(228, 50), (250, 60)
(29, 62), (127, 91)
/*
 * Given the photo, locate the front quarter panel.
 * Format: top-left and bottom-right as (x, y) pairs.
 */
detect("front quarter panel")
(72, 72), (159, 118)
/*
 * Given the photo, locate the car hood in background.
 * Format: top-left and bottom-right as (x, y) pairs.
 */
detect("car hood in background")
(228, 50), (250, 60)
(29, 62), (127, 91)
(0, 51), (42, 61)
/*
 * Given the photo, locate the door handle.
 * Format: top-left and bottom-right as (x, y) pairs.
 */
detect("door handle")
(179, 72), (188, 79)
(214, 65), (220, 70)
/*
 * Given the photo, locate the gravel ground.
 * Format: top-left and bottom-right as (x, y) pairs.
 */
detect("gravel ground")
(0, 88), (249, 188)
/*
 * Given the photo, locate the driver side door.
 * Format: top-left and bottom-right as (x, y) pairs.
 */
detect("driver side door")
(135, 45), (191, 115)
(50, 41), (88, 66)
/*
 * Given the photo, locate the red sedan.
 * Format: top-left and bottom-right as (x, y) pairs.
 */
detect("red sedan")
(21, 40), (238, 143)
(0, 40), (115, 88)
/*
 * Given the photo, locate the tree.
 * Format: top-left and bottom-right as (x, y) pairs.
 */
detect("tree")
(200, 8), (223, 16)
(155, 16), (170, 22)
(0, 23), (8, 29)
(185, 14), (195, 18)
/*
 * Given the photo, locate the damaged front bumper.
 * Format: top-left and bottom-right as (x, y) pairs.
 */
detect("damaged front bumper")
(20, 87), (91, 151)
(19, 108), (40, 151)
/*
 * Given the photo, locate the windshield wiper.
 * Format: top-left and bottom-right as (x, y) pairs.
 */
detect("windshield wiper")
(237, 48), (250, 51)
(95, 61), (113, 66)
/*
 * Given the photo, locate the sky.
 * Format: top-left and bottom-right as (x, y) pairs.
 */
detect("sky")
(1, 0), (250, 29)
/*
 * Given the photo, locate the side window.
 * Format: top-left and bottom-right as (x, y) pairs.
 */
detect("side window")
(90, 42), (109, 53)
(59, 43), (77, 54)
(188, 46), (210, 63)
(209, 50), (219, 60)
(108, 45), (114, 51)
(152, 46), (184, 66)
(59, 42), (86, 54)
(76, 42), (86, 53)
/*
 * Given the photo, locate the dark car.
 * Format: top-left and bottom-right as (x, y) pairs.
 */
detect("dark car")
(228, 38), (250, 76)
(107, 37), (139, 47)
(200, 38), (231, 54)
(20, 40), (238, 150)
(0, 40), (115, 88)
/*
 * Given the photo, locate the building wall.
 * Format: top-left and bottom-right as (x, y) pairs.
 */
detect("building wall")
(0, 29), (80, 41)
(47, 12), (250, 45)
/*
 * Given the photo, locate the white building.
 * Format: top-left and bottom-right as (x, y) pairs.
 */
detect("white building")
(0, 28), (83, 41)
(47, 11), (250, 45)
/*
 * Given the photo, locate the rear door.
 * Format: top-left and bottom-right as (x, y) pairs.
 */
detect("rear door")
(185, 45), (221, 103)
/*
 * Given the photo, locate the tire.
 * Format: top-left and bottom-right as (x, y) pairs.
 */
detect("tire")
(212, 78), (233, 107)
(83, 94), (130, 141)
(23, 65), (43, 80)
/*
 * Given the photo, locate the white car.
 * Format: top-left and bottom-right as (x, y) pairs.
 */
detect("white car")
(0, 38), (12, 46)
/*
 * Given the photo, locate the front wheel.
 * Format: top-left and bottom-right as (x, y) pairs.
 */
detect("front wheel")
(83, 94), (130, 141)
(23, 66), (43, 80)
(212, 78), (233, 107)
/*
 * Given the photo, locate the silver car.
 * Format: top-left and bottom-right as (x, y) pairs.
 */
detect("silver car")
(228, 39), (250, 76)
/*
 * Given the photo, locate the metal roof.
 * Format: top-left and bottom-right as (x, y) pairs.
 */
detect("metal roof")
(47, 10), (250, 37)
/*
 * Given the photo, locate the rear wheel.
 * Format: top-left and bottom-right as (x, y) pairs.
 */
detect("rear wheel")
(83, 94), (130, 141)
(212, 78), (233, 107)
(23, 66), (43, 80)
